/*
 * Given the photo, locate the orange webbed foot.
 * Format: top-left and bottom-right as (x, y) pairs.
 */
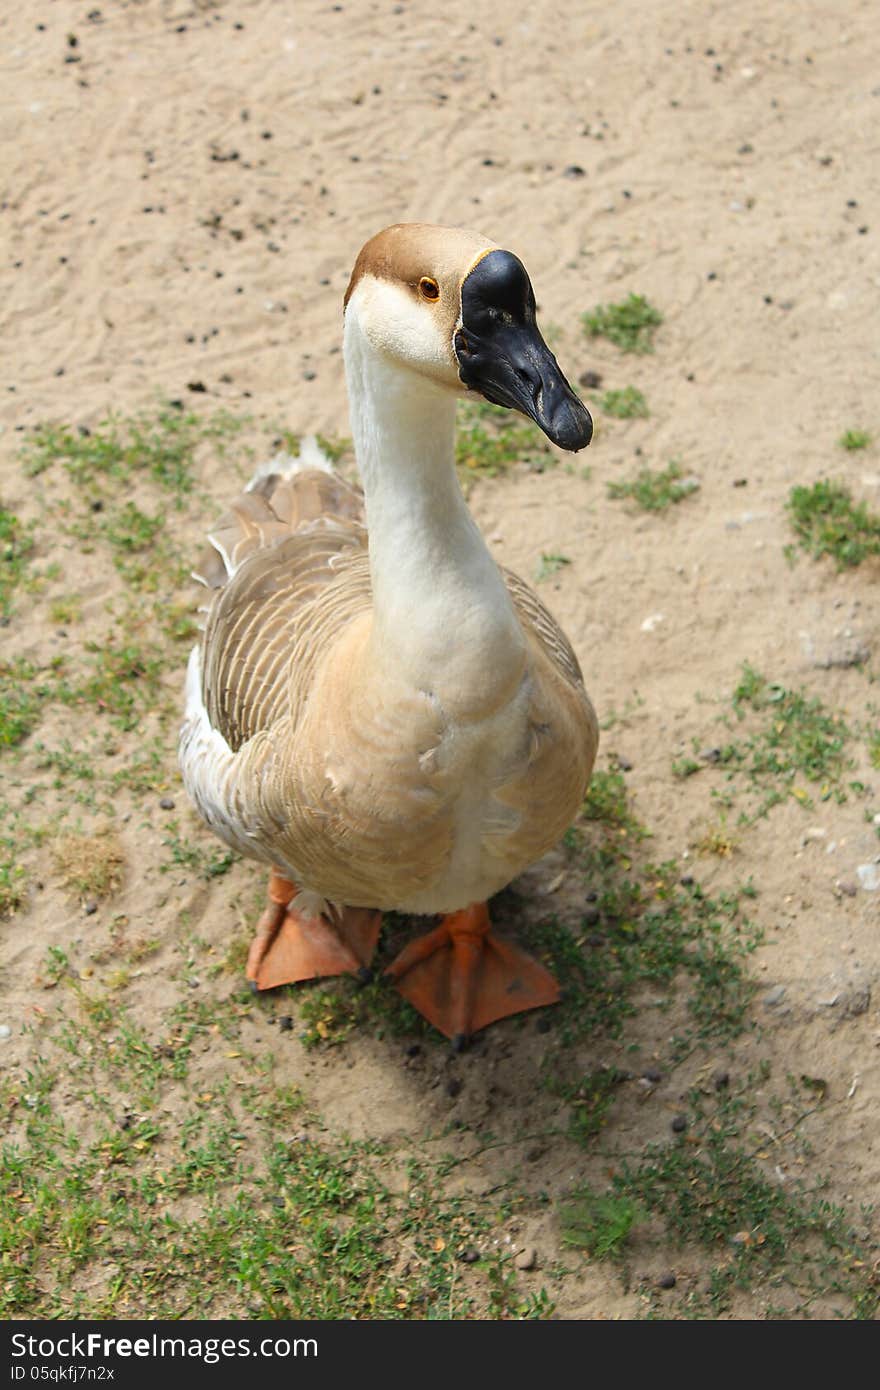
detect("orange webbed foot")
(246, 870), (382, 992)
(385, 902), (560, 1044)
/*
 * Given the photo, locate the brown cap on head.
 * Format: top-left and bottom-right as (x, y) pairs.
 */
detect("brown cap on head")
(343, 222), (495, 317)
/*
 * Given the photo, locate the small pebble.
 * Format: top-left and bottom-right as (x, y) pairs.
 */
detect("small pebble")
(680, 874), (695, 887)
(713, 1070), (730, 1090)
(406, 1042), (421, 1058)
(578, 370), (603, 390)
(764, 985), (786, 1007)
(856, 863), (880, 891)
(563, 165), (586, 178)
(616, 755), (633, 771)
(159, 796), (175, 811)
(278, 1015), (293, 1032)
(671, 1114), (687, 1133)
(459, 1246), (480, 1263)
(83, 901), (98, 916)
(700, 747), (721, 763)
(658, 1271), (676, 1289)
(515, 1246), (537, 1270)
(0, 1025), (11, 1041)
(837, 880), (858, 898)
(642, 1066), (663, 1084)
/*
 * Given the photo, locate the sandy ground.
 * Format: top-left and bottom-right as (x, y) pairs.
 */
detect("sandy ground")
(1, 0), (879, 1319)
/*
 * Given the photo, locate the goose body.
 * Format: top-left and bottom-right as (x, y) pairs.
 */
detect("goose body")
(180, 223), (598, 1040)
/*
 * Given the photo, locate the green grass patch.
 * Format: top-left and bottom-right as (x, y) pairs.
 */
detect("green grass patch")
(726, 665), (852, 812)
(582, 294), (663, 354)
(599, 386), (649, 419)
(0, 660), (47, 748)
(0, 510), (35, 619)
(580, 768), (643, 832)
(455, 400), (552, 485)
(534, 552), (571, 582)
(560, 1187), (642, 1257)
(786, 480), (880, 569)
(609, 1076), (878, 1317)
(838, 429), (872, 452)
(608, 461), (698, 511)
(0, 989), (537, 1318)
(161, 822), (238, 881)
(682, 666), (856, 820)
(540, 775), (760, 1053)
(20, 405), (246, 499)
(0, 854), (26, 917)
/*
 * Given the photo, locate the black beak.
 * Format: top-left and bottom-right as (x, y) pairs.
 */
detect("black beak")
(454, 249), (593, 452)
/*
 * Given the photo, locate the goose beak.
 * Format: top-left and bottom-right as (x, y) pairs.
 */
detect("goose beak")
(454, 249), (593, 452)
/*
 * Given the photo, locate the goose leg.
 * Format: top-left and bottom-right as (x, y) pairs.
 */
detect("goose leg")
(247, 869), (382, 992)
(385, 901), (560, 1044)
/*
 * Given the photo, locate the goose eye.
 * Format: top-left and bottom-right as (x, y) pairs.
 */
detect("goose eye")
(418, 276), (440, 301)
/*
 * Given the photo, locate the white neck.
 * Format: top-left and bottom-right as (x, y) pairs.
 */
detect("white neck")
(343, 311), (525, 703)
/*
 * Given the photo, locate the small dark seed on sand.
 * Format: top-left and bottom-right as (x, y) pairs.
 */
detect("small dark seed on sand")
(713, 1070), (730, 1090)
(658, 1272), (677, 1289)
(672, 1114), (687, 1133)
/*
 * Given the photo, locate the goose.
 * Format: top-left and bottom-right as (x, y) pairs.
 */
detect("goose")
(179, 222), (598, 1045)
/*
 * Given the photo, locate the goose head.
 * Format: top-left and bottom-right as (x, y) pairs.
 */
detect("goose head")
(344, 222), (593, 452)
